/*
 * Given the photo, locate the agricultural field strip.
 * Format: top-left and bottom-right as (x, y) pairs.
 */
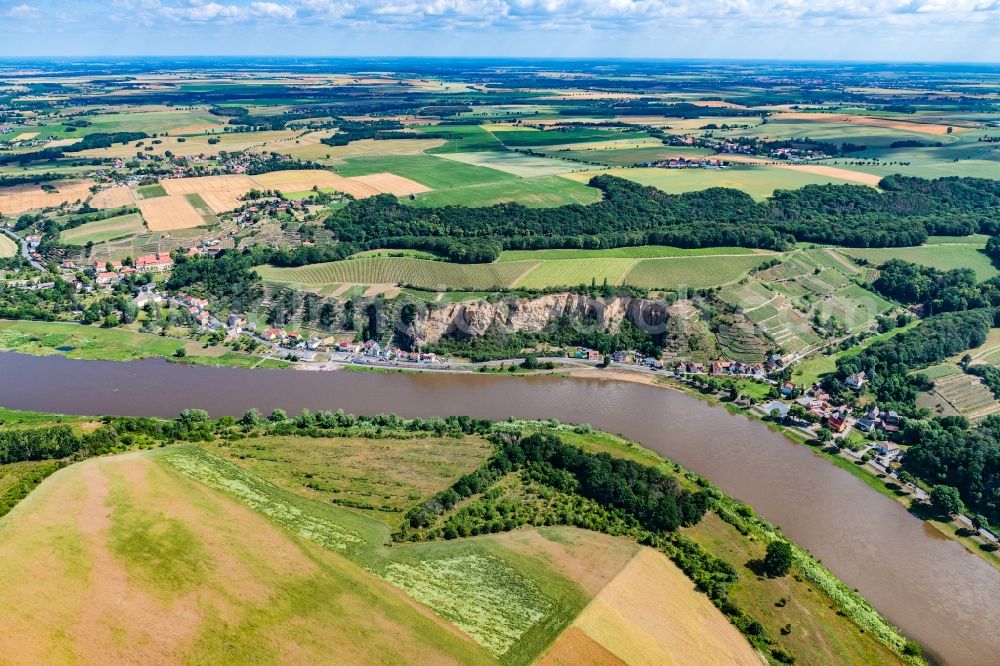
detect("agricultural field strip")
(256, 253), (770, 291)
(137, 195), (205, 232)
(160, 446), (576, 658)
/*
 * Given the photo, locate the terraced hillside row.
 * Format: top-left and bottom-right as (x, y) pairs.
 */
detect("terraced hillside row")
(255, 252), (771, 292)
(721, 248), (894, 356)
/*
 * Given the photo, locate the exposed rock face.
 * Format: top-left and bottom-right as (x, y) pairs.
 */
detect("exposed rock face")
(407, 292), (670, 348)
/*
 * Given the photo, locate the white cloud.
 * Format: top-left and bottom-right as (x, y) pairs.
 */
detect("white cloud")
(6, 3), (41, 17)
(249, 1), (296, 18)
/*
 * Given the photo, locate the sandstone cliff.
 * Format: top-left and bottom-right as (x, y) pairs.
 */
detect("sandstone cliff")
(406, 292), (670, 348)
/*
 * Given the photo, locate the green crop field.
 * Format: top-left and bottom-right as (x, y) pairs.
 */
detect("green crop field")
(336, 154), (517, 189)
(136, 183), (167, 199)
(58, 213), (146, 245)
(486, 125), (648, 148)
(540, 146), (715, 167)
(512, 258), (639, 289)
(419, 125), (505, 153)
(74, 109), (224, 135)
(562, 165), (857, 200)
(0, 233), (16, 258)
(621, 255), (770, 289)
(255, 257), (539, 291)
(408, 175), (602, 208)
(839, 241), (999, 280)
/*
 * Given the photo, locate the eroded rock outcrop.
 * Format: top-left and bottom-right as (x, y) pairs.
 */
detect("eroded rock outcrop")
(406, 292), (670, 348)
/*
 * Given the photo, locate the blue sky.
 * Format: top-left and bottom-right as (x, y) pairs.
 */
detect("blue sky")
(2, 0), (999, 61)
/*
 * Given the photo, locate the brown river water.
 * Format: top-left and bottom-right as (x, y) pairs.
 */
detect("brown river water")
(1, 351), (998, 664)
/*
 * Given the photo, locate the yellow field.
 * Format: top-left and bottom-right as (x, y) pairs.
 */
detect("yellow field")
(0, 453), (490, 665)
(350, 172), (432, 195)
(0, 180), (97, 215)
(161, 174), (258, 196)
(89, 186), (134, 208)
(0, 233), (16, 258)
(160, 175), (258, 212)
(543, 548), (763, 666)
(75, 130), (299, 159)
(14, 132), (38, 140)
(717, 154), (883, 187)
(249, 169), (429, 198)
(138, 195), (205, 231)
(772, 112), (964, 135)
(269, 135), (446, 163)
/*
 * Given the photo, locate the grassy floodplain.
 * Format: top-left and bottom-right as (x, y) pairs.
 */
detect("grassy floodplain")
(0, 320), (284, 368)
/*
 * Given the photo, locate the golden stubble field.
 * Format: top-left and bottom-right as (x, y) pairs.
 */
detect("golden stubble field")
(137, 195), (205, 231)
(772, 112), (966, 135)
(0, 453), (487, 665)
(541, 548), (764, 666)
(0, 180), (98, 216)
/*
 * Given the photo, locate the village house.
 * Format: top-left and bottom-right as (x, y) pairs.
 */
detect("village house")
(827, 407), (851, 434)
(133, 291), (163, 308)
(134, 253), (174, 273)
(95, 271), (120, 287)
(876, 441), (903, 459)
(845, 371), (867, 391)
(92, 260), (123, 273)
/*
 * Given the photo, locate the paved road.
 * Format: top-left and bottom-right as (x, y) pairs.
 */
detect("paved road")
(0, 228), (44, 270)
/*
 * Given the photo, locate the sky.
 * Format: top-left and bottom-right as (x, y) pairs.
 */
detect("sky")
(1, 0), (999, 62)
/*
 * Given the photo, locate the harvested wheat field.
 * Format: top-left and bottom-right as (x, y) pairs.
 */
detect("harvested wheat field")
(138, 195), (205, 231)
(161, 174), (258, 196)
(249, 169), (428, 198)
(275, 136), (445, 163)
(542, 548), (763, 666)
(350, 172), (432, 196)
(0, 180), (97, 215)
(717, 154), (883, 187)
(161, 175), (258, 213)
(0, 452), (490, 665)
(250, 169), (371, 193)
(90, 186), (135, 208)
(13, 132), (38, 140)
(772, 112), (964, 135)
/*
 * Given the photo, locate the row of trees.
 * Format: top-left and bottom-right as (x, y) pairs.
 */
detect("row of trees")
(320, 175), (1000, 262)
(872, 259), (1000, 314)
(404, 431), (710, 535)
(835, 308), (996, 410)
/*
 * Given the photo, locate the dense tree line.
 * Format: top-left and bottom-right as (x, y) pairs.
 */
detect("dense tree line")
(404, 431), (710, 534)
(835, 308), (996, 409)
(321, 175), (1000, 262)
(0, 131), (148, 165)
(871, 259), (1000, 314)
(903, 416), (1000, 527)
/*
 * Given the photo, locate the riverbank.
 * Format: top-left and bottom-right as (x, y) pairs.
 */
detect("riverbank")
(0, 319), (288, 369)
(571, 365), (1000, 575)
(0, 350), (997, 663)
(0, 407), (919, 665)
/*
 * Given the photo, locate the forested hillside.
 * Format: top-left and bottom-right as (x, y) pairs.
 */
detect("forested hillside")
(323, 175), (1000, 262)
